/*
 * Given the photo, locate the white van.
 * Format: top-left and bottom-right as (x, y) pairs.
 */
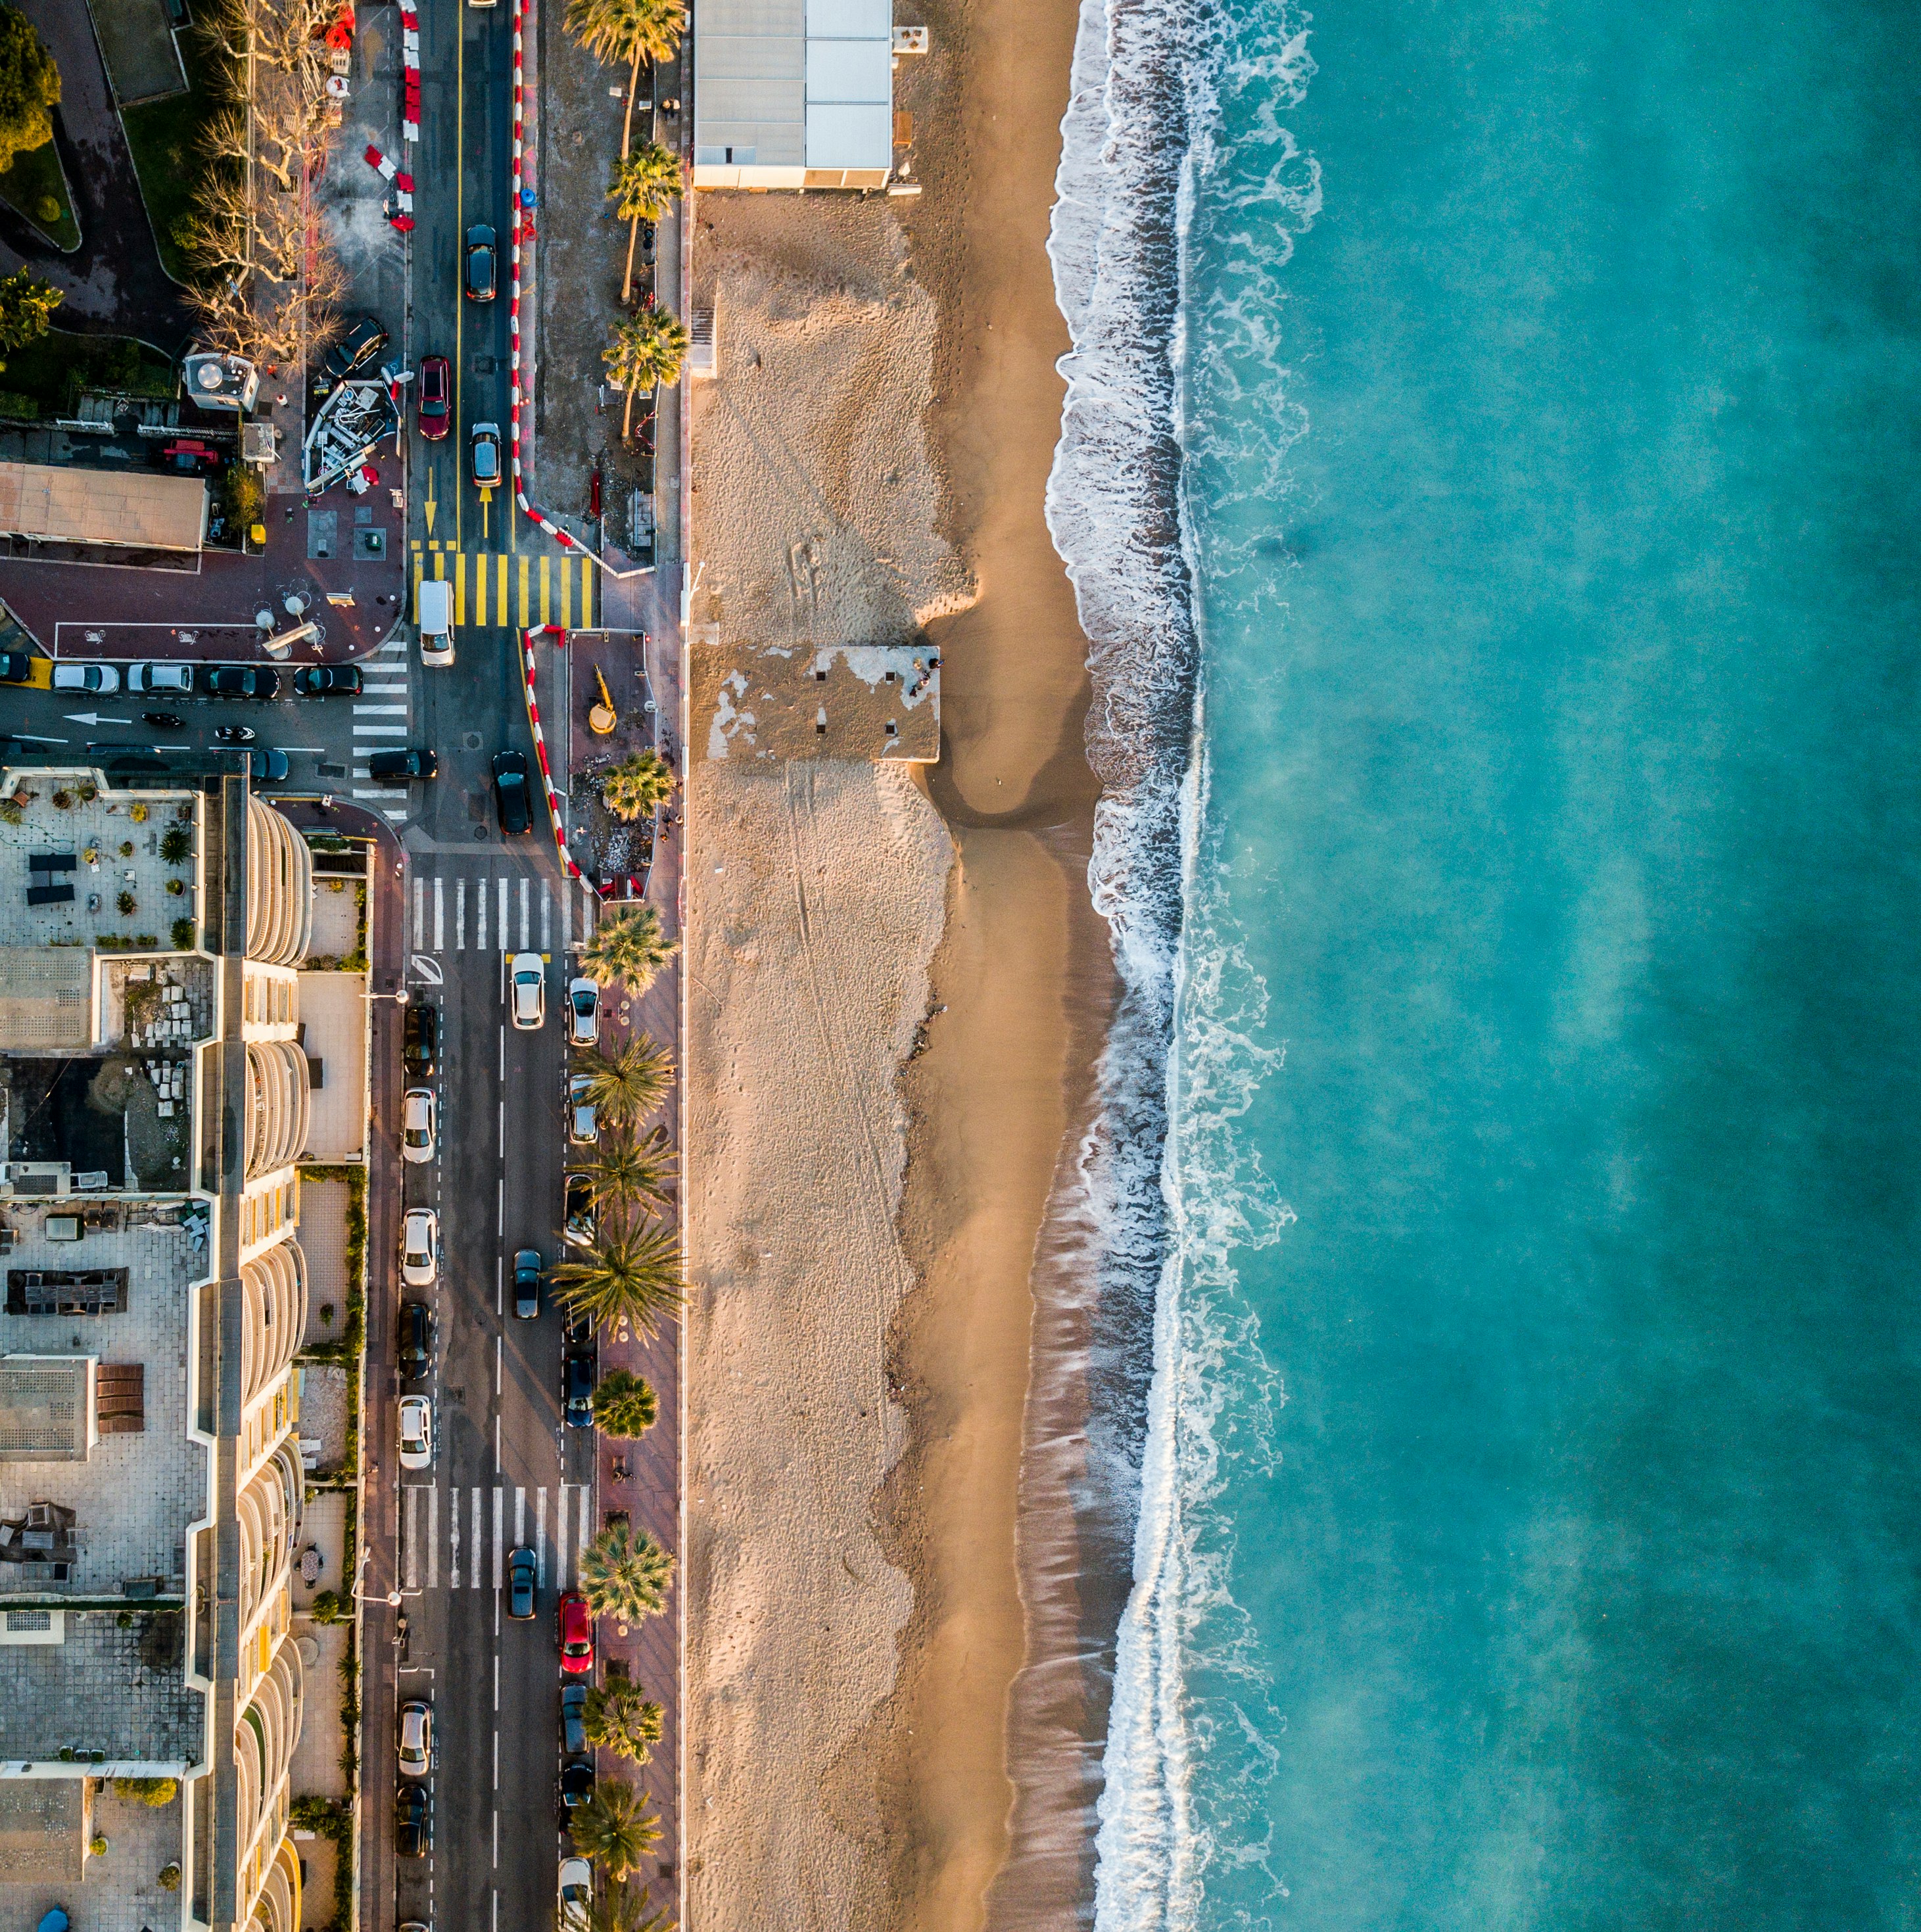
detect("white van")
(417, 577), (454, 666)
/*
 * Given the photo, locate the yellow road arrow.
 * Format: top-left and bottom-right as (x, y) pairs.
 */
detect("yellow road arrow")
(423, 464), (438, 536)
(479, 486), (492, 540)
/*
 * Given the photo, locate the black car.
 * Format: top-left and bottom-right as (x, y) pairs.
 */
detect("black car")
(326, 314), (389, 379)
(403, 1002), (438, 1079)
(396, 1783), (429, 1859)
(492, 750), (533, 837)
(514, 1247), (542, 1321)
(507, 1545), (536, 1620)
(244, 747), (290, 783)
(564, 1308), (592, 1355)
(369, 747), (439, 782)
(464, 224), (497, 302)
(561, 1682), (588, 1756)
(397, 1301), (433, 1379)
(559, 1760), (595, 1816)
(293, 665), (364, 696)
(207, 665), (281, 699)
(0, 650), (34, 684)
(563, 1350), (596, 1429)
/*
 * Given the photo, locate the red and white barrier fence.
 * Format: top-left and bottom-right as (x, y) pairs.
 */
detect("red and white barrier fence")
(364, 144), (414, 232)
(400, 6), (421, 143)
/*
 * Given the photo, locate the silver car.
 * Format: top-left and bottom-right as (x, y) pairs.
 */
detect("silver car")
(567, 977), (598, 1047)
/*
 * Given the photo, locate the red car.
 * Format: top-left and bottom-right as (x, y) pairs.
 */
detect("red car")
(557, 1591), (593, 1674)
(417, 354), (450, 441)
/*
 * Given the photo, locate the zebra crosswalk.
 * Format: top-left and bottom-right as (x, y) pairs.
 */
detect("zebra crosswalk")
(414, 547), (598, 630)
(399, 1480), (596, 1593)
(348, 634), (417, 826)
(412, 865), (602, 956)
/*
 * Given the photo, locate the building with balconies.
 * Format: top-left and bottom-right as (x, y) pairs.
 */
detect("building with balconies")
(0, 767), (358, 1932)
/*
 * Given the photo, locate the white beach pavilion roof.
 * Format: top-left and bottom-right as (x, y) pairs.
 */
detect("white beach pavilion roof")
(694, 0), (893, 189)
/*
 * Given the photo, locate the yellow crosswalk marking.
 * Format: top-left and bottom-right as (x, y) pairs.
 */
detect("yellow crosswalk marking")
(406, 550), (601, 628)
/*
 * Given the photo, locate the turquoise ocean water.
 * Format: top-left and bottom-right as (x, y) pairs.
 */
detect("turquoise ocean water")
(1047, 0), (1921, 1925)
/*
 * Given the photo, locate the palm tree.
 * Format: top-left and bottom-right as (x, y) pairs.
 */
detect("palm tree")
(564, 1882), (676, 1932)
(600, 749), (676, 822)
(583, 1676), (667, 1762)
(590, 1368), (661, 1442)
(567, 1781), (663, 1880)
(579, 902), (678, 995)
(602, 308), (691, 440)
(579, 1520), (676, 1624)
(607, 145), (682, 303)
(564, 0), (687, 156)
(552, 1221), (684, 1336)
(575, 1035), (675, 1127)
(586, 1127), (676, 1215)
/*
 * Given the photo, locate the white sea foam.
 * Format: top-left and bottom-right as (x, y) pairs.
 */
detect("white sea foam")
(1042, 0), (1319, 1921)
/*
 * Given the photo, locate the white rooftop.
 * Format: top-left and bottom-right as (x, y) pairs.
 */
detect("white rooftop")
(694, 0), (893, 187)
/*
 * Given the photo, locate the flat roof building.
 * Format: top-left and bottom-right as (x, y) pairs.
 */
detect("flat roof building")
(0, 463), (208, 554)
(694, 0), (895, 189)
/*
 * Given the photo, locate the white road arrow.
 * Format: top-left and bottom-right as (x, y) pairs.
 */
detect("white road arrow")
(63, 713), (133, 726)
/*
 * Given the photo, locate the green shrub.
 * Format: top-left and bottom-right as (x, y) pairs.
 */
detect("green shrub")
(112, 1776), (178, 1807)
(116, 889), (135, 916)
(170, 916), (196, 949)
(160, 825), (190, 864)
(0, 386), (35, 417)
(309, 1589), (345, 1624)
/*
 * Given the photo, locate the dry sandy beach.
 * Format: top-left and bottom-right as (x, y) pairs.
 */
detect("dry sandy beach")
(681, 0), (1116, 1922)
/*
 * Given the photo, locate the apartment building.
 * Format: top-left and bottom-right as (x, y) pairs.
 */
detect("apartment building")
(0, 770), (350, 1932)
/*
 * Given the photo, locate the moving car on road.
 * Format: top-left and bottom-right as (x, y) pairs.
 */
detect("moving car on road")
(293, 665), (364, 696)
(397, 1700), (432, 1778)
(126, 662), (193, 694)
(464, 224), (497, 302)
(514, 1248), (542, 1321)
(567, 1074), (598, 1146)
(401, 1086), (437, 1164)
(417, 354), (450, 440)
(401, 1207), (439, 1288)
(557, 1591), (594, 1674)
(207, 665), (281, 699)
(51, 663), (119, 694)
(369, 747), (439, 782)
(326, 314), (389, 379)
(398, 1301), (432, 1380)
(508, 1545), (537, 1620)
(141, 711), (186, 731)
(395, 1785), (429, 1859)
(470, 420), (502, 490)
(567, 977), (599, 1047)
(492, 750), (532, 836)
(510, 952), (545, 1030)
(398, 1394), (433, 1471)
(419, 578), (454, 668)
(562, 1174), (595, 1250)
(404, 1001), (437, 1078)
(563, 1351), (596, 1430)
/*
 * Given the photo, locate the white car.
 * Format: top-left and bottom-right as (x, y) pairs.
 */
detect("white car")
(567, 1073), (598, 1146)
(567, 977), (598, 1047)
(51, 662), (120, 694)
(398, 1699), (433, 1778)
(558, 1857), (592, 1932)
(400, 1207), (439, 1288)
(398, 1395), (433, 1471)
(126, 661), (193, 694)
(510, 952), (545, 1030)
(401, 1086), (437, 1164)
